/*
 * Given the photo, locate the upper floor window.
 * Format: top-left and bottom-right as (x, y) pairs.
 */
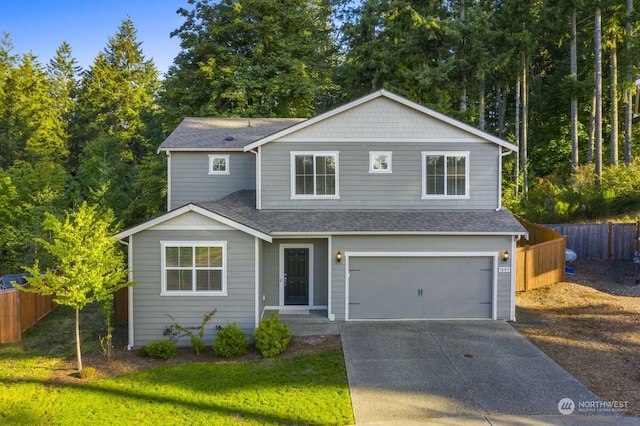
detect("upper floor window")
(422, 152), (469, 199)
(369, 151), (392, 173)
(161, 242), (227, 296)
(209, 154), (229, 175)
(290, 152), (339, 198)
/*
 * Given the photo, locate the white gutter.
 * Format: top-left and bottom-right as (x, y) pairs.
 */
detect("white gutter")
(327, 235), (334, 321)
(254, 237), (260, 329)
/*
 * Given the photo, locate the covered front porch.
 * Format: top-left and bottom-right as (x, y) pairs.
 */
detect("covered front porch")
(259, 237), (332, 319)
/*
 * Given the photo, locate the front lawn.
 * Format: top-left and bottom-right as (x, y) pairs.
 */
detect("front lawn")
(0, 305), (354, 425)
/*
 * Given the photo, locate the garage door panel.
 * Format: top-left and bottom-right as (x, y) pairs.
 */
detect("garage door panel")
(349, 259), (424, 319)
(349, 257), (493, 320)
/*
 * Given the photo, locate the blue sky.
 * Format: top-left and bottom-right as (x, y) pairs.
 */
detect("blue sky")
(1, 0), (186, 75)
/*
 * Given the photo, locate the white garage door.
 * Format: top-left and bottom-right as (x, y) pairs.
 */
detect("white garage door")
(348, 256), (493, 319)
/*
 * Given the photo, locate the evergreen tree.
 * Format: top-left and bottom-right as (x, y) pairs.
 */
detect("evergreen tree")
(74, 19), (160, 220)
(337, 1), (460, 115)
(161, 0), (337, 123)
(10, 159), (70, 268)
(0, 32), (17, 168)
(48, 41), (81, 170)
(0, 49), (66, 167)
(0, 169), (22, 272)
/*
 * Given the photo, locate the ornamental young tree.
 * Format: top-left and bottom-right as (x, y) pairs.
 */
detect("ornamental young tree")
(18, 202), (132, 372)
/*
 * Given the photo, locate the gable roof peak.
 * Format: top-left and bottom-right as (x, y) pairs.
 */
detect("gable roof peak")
(244, 89), (516, 152)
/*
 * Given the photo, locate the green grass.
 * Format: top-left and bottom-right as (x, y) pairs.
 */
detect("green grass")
(0, 305), (354, 425)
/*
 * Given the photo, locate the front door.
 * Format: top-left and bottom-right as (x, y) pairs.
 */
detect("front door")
(284, 248), (309, 305)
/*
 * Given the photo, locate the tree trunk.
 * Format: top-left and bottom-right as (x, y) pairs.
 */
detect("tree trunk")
(571, 7), (579, 173)
(595, 6), (603, 180)
(624, 0), (633, 165)
(478, 73), (485, 130)
(498, 85), (506, 138)
(515, 76), (521, 197)
(589, 91), (596, 163)
(610, 38), (618, 166)
(76, 308), (83, 371)
(459, 0), (467, 113)
(522, 53), (528, 197)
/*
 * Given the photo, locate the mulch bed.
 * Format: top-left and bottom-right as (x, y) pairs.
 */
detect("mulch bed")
(46, 334), (341, 386)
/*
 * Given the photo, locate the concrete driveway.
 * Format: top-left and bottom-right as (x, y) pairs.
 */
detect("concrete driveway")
(340, 321), (629, 425)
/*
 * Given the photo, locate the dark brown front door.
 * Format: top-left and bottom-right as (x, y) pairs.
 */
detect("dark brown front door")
(284, 248), (309, 305)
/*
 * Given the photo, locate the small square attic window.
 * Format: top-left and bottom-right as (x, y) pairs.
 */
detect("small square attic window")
(369, 151), (392, 173)
(208, 155), (229, 175)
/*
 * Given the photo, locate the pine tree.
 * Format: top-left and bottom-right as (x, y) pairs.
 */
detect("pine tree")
(48, 41), (81, 170)
(74, 19), (160, 219)
(161, 0), (337, 122)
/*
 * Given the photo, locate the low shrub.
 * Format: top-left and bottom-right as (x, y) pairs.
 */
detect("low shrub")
(212, 323), (249, 357)
(79, 367), (97, 379)
(253, 313), (291, 358)
(165, 309), (217, 356)
(141, 339), (178, 359)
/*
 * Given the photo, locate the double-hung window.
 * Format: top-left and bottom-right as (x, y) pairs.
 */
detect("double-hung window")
(422, 152), (469, 198)
(291, 152), (339, 198)
(161, 242), (227, 295)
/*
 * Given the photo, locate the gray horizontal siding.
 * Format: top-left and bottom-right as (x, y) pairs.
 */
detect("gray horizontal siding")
(131, 229), (256, 347)
(260, 141), (499, 210)
(330, 235), (513, 321)
(170, 151), (255, 209)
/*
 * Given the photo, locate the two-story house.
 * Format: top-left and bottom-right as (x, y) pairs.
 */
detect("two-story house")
(115, 90), (527, 348)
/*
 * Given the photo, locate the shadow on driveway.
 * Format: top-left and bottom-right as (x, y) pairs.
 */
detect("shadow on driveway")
(339, 321), (625, 424)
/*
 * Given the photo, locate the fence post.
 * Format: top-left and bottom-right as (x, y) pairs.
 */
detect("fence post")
(16, 289), (22, 342)
(607, 222), (612, 260)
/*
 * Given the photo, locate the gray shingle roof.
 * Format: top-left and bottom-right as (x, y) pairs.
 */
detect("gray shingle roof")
(159, 117), (307, 150)
(197, 190), (527, 235)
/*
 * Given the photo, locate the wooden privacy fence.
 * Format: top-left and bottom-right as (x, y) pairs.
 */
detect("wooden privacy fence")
(516, 218), (566, 292)
(0, 286), (55, 344)
(545, 222), (639, 260)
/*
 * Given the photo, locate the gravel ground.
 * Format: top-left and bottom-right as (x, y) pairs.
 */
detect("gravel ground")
(513, 259), (640, 416)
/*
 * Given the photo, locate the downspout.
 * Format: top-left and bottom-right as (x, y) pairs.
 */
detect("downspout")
(165, 151), (172, 212)
(497, 150), (513, 211)
(327, 235), (334, 321)
(118, 237), (135, 350)
(249, 148), (261, 210)
(510, 234), (522, 321)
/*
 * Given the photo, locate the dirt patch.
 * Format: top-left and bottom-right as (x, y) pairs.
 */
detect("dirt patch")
(46, 334), (341, 387)
(512, 259), (640, 416)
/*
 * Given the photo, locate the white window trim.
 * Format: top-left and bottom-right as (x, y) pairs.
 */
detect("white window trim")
(421, 151), (470, 199)
(369, 151), (392, 173)
(160, 241), (228, 296)
(290, 151), (340, 199)
(208, 154), (230, 175)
